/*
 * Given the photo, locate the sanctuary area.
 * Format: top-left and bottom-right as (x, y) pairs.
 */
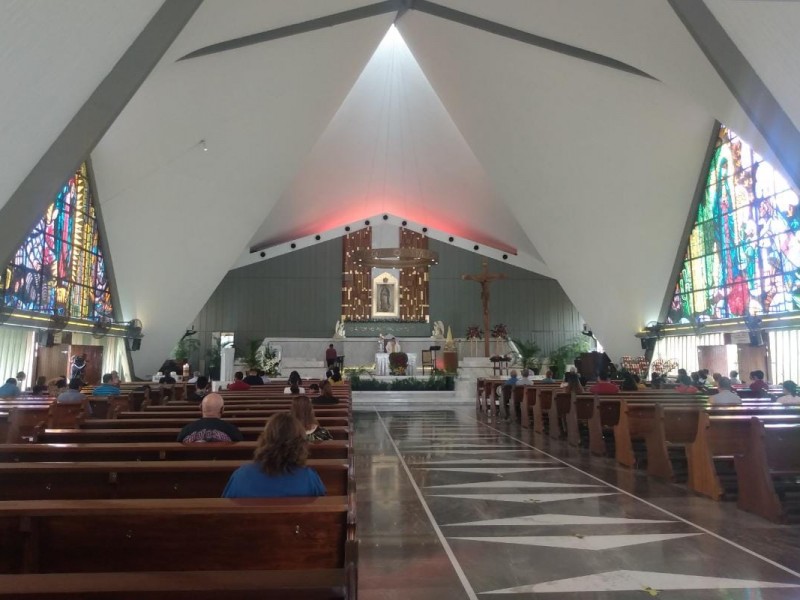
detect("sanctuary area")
(0, 1), (799, 598)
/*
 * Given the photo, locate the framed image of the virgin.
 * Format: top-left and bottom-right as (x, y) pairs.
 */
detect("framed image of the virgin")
(372, 273), (400, 318)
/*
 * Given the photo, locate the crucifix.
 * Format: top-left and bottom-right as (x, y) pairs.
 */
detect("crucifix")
(462, 259), (508, 357)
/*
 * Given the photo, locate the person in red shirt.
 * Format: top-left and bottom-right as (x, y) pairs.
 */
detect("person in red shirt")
(227, 371), (251, 391)
(325, 344), (338, 368)
(749, 370), (769, 396)
(589, 372), (620, 394)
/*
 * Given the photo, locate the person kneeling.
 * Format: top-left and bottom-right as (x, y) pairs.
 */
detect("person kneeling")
(222, 413), (326, 498)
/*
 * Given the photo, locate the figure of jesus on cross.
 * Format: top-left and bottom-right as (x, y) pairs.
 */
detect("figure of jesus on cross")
(462, 259), (508, 357)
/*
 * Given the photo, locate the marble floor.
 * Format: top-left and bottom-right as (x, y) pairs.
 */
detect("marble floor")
(354, 406), (800, 599)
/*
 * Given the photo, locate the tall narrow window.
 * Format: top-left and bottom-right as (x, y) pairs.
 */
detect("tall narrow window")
(667, 126), (800, 323)
(1, 163), (113, 322)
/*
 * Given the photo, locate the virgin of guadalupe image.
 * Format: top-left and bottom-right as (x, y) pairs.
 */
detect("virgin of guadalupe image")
(378, 284), (392, 312)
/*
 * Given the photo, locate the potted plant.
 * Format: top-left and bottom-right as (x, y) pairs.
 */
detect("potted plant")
(205, 340), (232, 380)
(511, 338), (542, 375)
(389, 352), (409, 375)
(548, 337), (590, 379)
(172, 337), (200, 363)
(237, 339), (263, 372)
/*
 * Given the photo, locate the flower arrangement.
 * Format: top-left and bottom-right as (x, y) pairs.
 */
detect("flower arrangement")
(650, 358), (678, 376)
(466, 325), (483, 340)
(259, 343), (281, 377)
(388, 352), (409, 375)
(491, 323), (508, 339)
(620, 356), (650, 377)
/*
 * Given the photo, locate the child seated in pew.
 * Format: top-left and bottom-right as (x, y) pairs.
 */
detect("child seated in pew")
(222, 413), (326, 498)
(292, 395), (333, 442)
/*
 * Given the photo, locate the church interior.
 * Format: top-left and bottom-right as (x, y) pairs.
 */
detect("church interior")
(1, 1), (800, 598)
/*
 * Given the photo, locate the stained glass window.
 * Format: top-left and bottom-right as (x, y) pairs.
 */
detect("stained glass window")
(1, 163), (114, 322)
(667, 126), (800, 323)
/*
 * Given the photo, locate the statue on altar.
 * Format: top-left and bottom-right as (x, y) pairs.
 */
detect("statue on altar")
(431, 320), (445, 339)
(333, 320), (346, 339)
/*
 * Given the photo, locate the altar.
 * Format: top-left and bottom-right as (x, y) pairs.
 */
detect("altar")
(268, 338), (435, 374)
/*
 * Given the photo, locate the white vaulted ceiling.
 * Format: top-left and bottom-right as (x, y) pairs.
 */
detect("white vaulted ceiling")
(4, 0), (800, 372)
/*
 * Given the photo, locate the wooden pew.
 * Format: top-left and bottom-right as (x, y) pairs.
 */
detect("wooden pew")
(0, 459), (350, 500)
(735, 418), (800, 522)
(0, 440), (350, 462)
(87, 396), (129, 419)
(686, 413), (800, 500)
(0, 496), (356, 599)
(126, 407), (350, 419)
(4, 406), (50, 443)
(36, 422), (350, 444)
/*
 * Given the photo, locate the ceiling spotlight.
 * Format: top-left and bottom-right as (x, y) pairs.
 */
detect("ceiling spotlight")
(290, 243), (296, 249)
(345, 226), (351, 232)
(382, 214), (389, 220)
(401, 220), (407, 226)
(315, 235), (321, 241)
(259, 251), (266, 258)
(502, 254), (508, 260)
(365, 220), (370, 226)
(422, 227), (428, 233)
(448, 237), (454, 242)
(473, 245), (479, 251)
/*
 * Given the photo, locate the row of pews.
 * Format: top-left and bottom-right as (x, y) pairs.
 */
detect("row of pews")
(0, 382), (357, 599)
(477, 378), (800, 523)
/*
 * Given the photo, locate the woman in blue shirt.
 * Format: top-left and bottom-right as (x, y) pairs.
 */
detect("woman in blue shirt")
(223, 412), (326, 498)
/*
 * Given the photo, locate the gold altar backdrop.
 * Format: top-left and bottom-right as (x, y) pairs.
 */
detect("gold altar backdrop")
(342, 227), (372, 321)
(398, 228), (429, 322)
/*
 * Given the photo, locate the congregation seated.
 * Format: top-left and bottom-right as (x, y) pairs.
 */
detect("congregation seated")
(186, 376), (210, 403)
(177, 393), (243, 443)
(313, 381), (340, 405)
(292, 395), (333, 442)
(710, 377), (741, 405)
(621, 372), (638, 391)
(589, 371), (620, 394)
(561, 370), (584, 394)
(776, 380), (799, 405)
(31, 375), (48, 395)
(284, 370), (305, 394)
(504, 369), (518, 386)
(222, 412), (326, 498)
(92, 373), (121, 396)
(540, 370), (555, 384)
(259, 369), (271, 384)
(227, 370), (250, 391)
(0, 377), (21, 398)
(729, 369), (742, 385)
(58, 378), (91, 415)
(749, 370), (769, 396)
(674, 369), (698, 393)
(187, 370), (200, 383)
(243, 369), (264, 386)
(328, 366), (344, 385)
(516, 368), (533, 386)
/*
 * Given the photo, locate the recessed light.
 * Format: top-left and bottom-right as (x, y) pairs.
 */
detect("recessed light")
(422, 227), (428, 233)
(401, 220), (407, 226)
(345, 226), (351, 232)
(315, 235), (321, 241)
(502, 254), (508, 260)
(290, 243), (296, 249)
(259, 251), (266, 258)
(365, 220), (370, 226)
(448, 237), (454, 242)
(383, 215), (389, 220)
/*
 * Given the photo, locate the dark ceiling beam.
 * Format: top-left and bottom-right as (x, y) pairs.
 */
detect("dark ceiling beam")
(178, 1), (401, 61)
(669, 0), (800, 191)
(0, 0), (203, 269)
(412, 0), (657, 80)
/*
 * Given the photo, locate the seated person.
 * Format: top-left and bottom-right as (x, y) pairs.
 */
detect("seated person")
(562, 371), (584, 394)
(93, 373), (121, 396)
(284, 371), (305, 394)
(187, 371), (200, 384)
(222, 413), (325, 498)
(674, 369), (698, 393)
(177, 393), (243, 443)
(589, 371), (620, 394)
(58, 378), (86, 404)
(292, 395), (333, 442)
(328, 366), (345, 385)
(540, 370), (555, 384)
(749, 370), (769, 396)
(516, 368), (534, 386)
(776, 380), (799, 405)
(243, 369), (263, 386)
(227, 371), (251, 391)
(729, 370), (741, 385)
(504, 369), (519, 386)
(0, 377), (21, 398)
(313, 381), (339, 405)
(31, 375), (48, 395)
(110, 371), (122, 386)
(710, 377), (741, 405)
(159, 373), (177, 384)
(186, 376), (210, 403)
(48, 377), (67, 397)
(259, 370), (271, 384)
(620, 372), (638, 391)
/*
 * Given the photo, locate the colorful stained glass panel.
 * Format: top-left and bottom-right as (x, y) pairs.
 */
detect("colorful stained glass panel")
(667, 126), (800, 323)
(1, 164), (114, 322)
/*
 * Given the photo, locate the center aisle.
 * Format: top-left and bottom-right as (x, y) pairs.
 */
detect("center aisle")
(354, 407), (800, 599)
